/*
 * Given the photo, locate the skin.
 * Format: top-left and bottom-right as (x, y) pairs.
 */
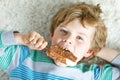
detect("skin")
(14, 19), (95, 67)
(97, 47), (120, 62)
(14, 31), (48, 50)
(50, 19), (95, 66)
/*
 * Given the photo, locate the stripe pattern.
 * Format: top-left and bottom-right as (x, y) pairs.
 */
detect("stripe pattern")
(0, 31), (113, 80)
(10, 65), (72, 80)
(0, 45), (17, 70)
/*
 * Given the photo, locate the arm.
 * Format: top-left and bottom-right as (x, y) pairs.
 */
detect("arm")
(0, 31), (48, 71)
(112, 67), (120, 80)
(0, 31), (19, 70)
(14, 31), (48, 50)
(96, 47), (120, 67)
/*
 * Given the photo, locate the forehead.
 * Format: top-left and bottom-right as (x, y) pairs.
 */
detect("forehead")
(60, 19), (95, 37)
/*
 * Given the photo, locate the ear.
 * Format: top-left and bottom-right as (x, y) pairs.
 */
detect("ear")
(84, 50), (94, 58)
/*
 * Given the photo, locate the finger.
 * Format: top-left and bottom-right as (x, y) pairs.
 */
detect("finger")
(31, 35), (44, 45)
(38, 41), (48, 50)
(30, 36), (37, 45)
(29, 31), (37, 41)
(34, 38), (44, 48)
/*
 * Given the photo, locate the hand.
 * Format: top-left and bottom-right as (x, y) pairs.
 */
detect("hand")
(14, 31), (48, 50)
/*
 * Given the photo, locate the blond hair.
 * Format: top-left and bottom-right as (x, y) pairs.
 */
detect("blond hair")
(50, 2), (107, 62)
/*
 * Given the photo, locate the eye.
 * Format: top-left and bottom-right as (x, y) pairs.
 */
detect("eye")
(77, 36), (83, 41)
(60, 29), (68, 35)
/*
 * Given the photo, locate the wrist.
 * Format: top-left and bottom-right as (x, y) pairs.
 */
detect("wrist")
(14, 32), (25, 45)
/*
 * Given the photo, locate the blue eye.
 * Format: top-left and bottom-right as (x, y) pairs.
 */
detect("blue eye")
(77, 36), (83, 40)
(60, 29), (68, 34)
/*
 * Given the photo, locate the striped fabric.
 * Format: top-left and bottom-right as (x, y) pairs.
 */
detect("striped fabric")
(94, 66), (100, 80)
(0, 45), (17, 70)
(100, 64), (112, 80)
(0, 31), (113, 80)
(10, 65), (72, 80)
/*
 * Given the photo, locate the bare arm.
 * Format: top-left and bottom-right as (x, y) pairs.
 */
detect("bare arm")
(96, 47), (120, 62)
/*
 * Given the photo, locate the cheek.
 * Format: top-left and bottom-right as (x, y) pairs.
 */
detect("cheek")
(75, 49), (84, 58)
(74, 44), (90, 60)
(51, 35), (62, 45)
(51, 39), (58, 45)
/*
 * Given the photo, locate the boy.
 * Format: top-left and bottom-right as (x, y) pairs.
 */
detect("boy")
(0, 2), (120, 80)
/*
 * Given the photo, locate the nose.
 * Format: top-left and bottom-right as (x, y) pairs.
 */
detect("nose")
(63, 39), (72, 44)
(63, 34), (73, 45)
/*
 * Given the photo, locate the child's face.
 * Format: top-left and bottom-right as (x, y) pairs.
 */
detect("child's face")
(50, 19), (95, 66)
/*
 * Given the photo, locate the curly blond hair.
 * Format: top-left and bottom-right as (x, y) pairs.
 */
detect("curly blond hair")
(50, 2), (107, 64)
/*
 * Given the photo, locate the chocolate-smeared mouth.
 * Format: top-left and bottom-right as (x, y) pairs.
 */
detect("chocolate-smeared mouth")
(46, 45), (77, 64)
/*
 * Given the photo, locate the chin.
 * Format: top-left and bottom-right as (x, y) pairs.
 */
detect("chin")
(54, 59), (77, 67)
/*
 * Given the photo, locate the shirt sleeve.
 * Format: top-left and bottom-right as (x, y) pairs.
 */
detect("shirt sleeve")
(111, 55), (120, 68)
(0, 31), (30, 72)
(0, 31), (17, 46)
(112, 67), (120, 80)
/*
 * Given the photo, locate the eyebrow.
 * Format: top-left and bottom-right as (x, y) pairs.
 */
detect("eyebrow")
(59, 24), (88, 38)
(59, 24), (66, 27)
(78, 32), (88, 38)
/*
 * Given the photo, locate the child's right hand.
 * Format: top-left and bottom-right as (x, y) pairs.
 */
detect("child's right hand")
(14, 31), (48, 50)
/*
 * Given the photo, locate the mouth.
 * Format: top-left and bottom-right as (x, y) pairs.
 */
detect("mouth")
(62, 46), (69, 50)
(46, 45), (77, 64)
(58, 41), (71, 51)
(59, 44), (71, 52)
